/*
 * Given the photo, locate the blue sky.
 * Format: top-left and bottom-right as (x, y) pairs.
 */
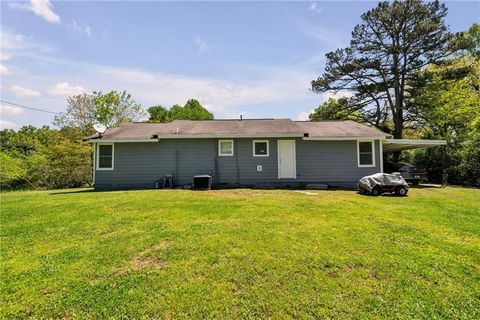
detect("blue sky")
(1, 0), (479, 129)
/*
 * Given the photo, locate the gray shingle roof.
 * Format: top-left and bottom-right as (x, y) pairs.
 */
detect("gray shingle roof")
(295, 120), (388, 138)
(86, 119), (390, 141)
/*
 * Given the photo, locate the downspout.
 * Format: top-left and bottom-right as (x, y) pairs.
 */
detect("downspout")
(175, 149), (179, 186)
(92, 142), (96, 186)
(214, 155), (219, 183)
(235, 139), (240, 184)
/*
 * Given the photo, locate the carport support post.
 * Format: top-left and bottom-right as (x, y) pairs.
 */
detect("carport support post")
(92, 142), (96, 186)
(442, 145), (448, 187)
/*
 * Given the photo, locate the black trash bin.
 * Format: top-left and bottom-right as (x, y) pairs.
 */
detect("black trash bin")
(193, 175), (212, 190)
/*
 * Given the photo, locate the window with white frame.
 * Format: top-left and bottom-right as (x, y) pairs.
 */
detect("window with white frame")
(97, 143), (114, 170)
(357, 141), (375, 167)
(253, 140), (269, 157)
(218, 140), (234, 156)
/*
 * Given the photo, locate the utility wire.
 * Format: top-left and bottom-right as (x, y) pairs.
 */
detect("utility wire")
(0, 99), (60, 115)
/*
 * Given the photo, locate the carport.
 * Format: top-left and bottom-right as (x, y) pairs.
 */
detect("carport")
(381, 139), (448, 185)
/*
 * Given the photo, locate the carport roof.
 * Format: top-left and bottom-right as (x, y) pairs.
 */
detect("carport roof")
(382, 139), (447, 153)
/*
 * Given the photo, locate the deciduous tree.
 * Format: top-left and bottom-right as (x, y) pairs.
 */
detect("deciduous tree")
(408, 55), (480, 185)
(148, 99), (213, 122)
(92, 90), (145, 127)
(309, 98), (361, 122)
(54, 90), (145, 133)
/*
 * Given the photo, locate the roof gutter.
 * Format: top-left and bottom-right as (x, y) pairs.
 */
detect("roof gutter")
(382, 139), (447, 145)
(303, 136), (389, 140)
(87, 139), (159, 143)
(156, 133), (304, 139)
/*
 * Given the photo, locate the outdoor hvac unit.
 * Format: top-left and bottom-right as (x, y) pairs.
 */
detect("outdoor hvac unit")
(193, 175), (212, 190)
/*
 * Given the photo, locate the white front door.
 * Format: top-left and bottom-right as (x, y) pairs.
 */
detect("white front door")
(278, 140), (296, 179)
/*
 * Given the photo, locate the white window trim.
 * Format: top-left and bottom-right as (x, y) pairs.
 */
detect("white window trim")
(218, 139), (234, 156)
(96, 143), (114, 170)
(253, 140), (269, 157)
(357, 140), (376, 168)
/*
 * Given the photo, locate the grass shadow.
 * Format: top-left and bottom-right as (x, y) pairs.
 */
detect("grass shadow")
(409, 184), (443, 189)
(49, 189), (96, 195)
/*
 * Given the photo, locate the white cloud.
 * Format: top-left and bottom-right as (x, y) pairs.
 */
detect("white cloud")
(0, 52), (11, 60)
(296, 90), (353, 121)
(301, 24), (345, 48)
(1, 28), (55, 56)
(71, 20), (92, 37)
(0, 31), (323, 121)
(0, 104), (24, 115)
(11, 0), (60, 24)
(0, 29), (29, 50)
(95, 65), (315, 116)
(296, 110), (313, 121)
(195, 37), (210, 54)
(10, 85), (42, 98)
(0, 119), (18, 129)
(30, 0), (60, 23)
(0, 64), (10, 76)
(309, 3), (323, 13)
(48, 82), (85, 96)
(288, 13), (346, 50)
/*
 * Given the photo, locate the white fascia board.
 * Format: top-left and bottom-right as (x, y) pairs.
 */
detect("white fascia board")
(88, 139), (159, 143)
(157, 134), (304, 139)
(303, 136), (387, 141)
(382, 139), (447, 145)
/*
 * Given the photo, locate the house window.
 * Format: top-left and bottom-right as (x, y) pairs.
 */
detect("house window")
(357, 140), (375, 167)
(253, 140), (269, 157)
(218, 140), (234, 156)
(97, 143), (114, 170)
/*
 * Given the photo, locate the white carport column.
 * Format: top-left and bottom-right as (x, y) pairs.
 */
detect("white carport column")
(380, 140), (384, 173)
(92, 142), (96, 186)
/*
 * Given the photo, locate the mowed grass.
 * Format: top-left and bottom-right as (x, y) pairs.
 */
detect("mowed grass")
(1, 187), (479, 319)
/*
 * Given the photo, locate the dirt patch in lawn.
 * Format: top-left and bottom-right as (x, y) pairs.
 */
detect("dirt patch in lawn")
(133, 256), (166, 270)
(117, 240), (170, 273)
(150, 240), (170, 251)
(135, 240), (170, 269)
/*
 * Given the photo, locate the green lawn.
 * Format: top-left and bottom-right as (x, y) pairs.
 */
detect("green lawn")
(1, 187), (479, 319)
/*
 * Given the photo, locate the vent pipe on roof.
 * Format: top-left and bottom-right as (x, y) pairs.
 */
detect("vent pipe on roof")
(176, 127), (179, 134)
(240, 115), (243, 120)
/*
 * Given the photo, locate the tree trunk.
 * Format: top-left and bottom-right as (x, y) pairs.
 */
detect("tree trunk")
(393, 113), (403, 139)
(392, 109), (404, 162)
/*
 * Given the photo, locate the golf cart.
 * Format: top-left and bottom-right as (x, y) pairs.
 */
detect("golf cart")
(358, 173), (409, 196)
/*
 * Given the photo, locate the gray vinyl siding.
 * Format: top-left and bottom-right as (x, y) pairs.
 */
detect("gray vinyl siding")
(296, 140), (381, 182)
(94, 138), (381, 189)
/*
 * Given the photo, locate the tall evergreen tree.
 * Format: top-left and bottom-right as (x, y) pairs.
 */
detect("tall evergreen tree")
(311, 0), (457, 138)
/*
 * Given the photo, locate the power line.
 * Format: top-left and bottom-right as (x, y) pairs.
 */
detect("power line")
(0, 99), (60, 115)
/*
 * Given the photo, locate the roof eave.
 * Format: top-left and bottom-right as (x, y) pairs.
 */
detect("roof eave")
(87, 139), (159, 143)
(156, 133), (305, 139)
(303, 136), (390, 140)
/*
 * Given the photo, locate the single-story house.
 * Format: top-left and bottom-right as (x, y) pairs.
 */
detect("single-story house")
(86, 119), (446, 190)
